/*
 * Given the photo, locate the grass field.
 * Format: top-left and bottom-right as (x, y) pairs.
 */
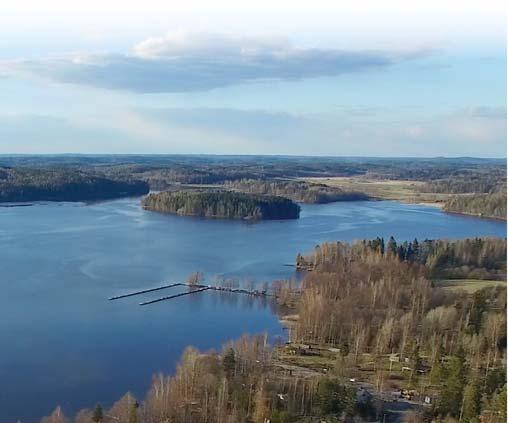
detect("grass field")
(303, 176), (451, 205)
(435, 279), (507, 293)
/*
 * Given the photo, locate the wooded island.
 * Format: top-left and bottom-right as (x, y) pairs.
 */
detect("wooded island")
(142, 190), (301, 220)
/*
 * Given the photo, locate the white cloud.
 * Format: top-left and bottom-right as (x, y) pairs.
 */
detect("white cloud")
(132, 32), (292, 59)
(7, 32), (431, 93)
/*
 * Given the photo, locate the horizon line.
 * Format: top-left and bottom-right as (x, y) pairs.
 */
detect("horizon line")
(0, 153), (506, 161)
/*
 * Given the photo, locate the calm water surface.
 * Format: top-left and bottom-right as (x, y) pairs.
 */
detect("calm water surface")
(0, 198), (505, 422)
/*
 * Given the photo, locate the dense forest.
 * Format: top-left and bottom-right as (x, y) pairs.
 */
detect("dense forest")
(297, 237), (507, 280)
(225, 179), (369, 204)
(142, 190), (300, 220)
(0, 168), (148, 202)
(443, 193), (507, 220)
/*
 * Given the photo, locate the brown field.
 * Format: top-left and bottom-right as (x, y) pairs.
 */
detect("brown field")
(303, 176), (451, 205)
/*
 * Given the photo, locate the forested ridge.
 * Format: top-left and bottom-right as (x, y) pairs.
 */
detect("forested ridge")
(0, 168), (149, 202)
(142, 190), (300, 220)
(225, 179), (369, 204)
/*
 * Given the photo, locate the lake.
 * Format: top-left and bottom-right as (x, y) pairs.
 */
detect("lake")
(0, 198), (505, 422)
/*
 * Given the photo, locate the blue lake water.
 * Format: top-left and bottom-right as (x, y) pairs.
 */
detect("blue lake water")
(0, 198), (505, 422)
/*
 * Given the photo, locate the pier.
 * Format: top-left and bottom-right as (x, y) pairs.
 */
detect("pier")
(139, 287), (211, 305)
(109, 282), (273, 306)
(108, 283), (183, 300)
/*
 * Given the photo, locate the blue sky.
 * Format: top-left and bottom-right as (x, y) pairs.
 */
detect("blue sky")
(0, 1), (506, 157)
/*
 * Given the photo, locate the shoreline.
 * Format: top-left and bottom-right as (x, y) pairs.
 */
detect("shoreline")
(443, 209), (507, 222)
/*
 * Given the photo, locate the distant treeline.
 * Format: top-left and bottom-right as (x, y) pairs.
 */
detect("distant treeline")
(2, 156), (504, 201)
(297, 236), (507, 280)
(421, 174), (506, 194)
(225, 179), (369, 204)
(142, 190), (300, 220)
(0, 168), (149, 202)
(125, 158), (506, 189)
(443, 193), (507, 220)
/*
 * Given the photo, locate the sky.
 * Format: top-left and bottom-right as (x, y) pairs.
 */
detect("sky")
(0, 1), (506, 157)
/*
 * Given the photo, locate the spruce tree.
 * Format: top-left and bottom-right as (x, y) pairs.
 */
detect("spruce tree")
(92, 404), (103, 423)
(387, 236), (397, 256)
(491, 385), (507, 423)
(222, 348), (236, 376)
(409, 343), (421, 386)
(429, 344), (444, 385)
(437, 355), (465, 417)
(462, 377), (481, 423)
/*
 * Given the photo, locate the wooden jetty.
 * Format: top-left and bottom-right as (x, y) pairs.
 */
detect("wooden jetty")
(108, 283), (183, 300)
(139, 287), (211, 305)
(109, 281), (274, 306)
(140, 284), (273, 305)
